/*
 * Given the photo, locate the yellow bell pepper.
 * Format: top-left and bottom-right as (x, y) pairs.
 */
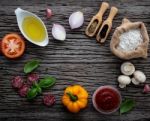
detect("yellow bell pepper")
(62, 85), (88, 113)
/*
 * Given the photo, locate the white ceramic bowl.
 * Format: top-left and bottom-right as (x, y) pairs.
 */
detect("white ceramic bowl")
(15, 8), (49, 47)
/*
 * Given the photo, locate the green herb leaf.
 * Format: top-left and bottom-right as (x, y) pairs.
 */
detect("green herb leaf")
(120, 99), (135, 114)
(39, 76), (56, 89)
(27, 87), (38, 100)
(24, 59), (40, 74)
(33, 82), (42, 94)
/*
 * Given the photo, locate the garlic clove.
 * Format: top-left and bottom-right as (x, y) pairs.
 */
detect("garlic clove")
(52, 24), (66, 41)
(46, 8), (52, 19)
(69, 11), (84, 29)
(121, 62), (135, 76)
(143, 84), (150, 93)
(131, 78), (140, 85)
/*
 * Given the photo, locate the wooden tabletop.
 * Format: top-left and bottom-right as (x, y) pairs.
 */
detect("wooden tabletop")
(0, 0), (150, 121)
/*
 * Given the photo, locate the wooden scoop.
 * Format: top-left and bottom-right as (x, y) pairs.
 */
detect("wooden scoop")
(85, 2), (109, 37)
(96, 7), (118, 43)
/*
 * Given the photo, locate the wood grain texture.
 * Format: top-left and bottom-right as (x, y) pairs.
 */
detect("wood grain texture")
(0, 0), (150, 121)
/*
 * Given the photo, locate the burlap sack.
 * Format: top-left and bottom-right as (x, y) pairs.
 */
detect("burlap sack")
(110, 18), (149, 60)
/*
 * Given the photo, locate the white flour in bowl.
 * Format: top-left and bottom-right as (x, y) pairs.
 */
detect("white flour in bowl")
(117, 29), (143, 51)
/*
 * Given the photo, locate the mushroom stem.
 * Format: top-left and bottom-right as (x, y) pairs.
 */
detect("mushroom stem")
(119, 84), (126, 88)
(131, 78), (140, 85)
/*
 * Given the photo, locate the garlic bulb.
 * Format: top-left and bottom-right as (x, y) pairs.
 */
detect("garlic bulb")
(69, 11), (84, 29)
(52, 24), (66, 41)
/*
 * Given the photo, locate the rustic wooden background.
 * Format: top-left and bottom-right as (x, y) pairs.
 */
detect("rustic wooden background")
(0, 0), (150, 121)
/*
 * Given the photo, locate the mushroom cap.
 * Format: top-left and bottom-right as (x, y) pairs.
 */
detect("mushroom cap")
(118, 75), (131, 85)
(121, 62), (135, 76)
(131, 78), (140, 85)
(133, 70), (146, 83)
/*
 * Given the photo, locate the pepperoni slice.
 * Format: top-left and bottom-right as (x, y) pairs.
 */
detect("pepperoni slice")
(43, 94), (56, 106)
(11, 76), (24, 89)
(27, 73), (40, 85)
(1, 33), (25, 59)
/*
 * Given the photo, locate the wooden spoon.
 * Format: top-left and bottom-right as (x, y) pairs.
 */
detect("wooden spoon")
(85, 2), (109, 37)
(96, 7), (118, 43)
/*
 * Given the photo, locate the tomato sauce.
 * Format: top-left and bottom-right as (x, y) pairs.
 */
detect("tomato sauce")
(93, 86), (121, 114)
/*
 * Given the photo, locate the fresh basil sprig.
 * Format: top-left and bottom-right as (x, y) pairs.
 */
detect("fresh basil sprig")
(27, 76), (56, 100)
(120, 99), (135, 114)
(24, 59), (40, 74)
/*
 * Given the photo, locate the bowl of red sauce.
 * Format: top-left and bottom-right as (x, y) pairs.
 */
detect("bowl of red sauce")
(92, 85), (122, 114)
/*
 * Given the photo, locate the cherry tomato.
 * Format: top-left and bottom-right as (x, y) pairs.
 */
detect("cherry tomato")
(1, 33), (25, 59)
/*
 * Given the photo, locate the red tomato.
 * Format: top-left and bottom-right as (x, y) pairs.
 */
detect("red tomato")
(1, 33), (25, 59)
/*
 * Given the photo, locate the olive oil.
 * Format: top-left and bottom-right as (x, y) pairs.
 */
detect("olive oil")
(22, 16), (46, 42)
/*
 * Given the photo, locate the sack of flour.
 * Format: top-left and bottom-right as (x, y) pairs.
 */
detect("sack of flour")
(110, 18), (149, 60)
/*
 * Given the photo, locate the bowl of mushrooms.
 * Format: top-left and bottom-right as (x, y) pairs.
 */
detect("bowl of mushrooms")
(118, 62), (146, 88)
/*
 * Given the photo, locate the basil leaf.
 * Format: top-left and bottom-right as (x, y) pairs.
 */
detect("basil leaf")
(27, 87), (38, 100)
(33, 82), (42, 94)
(39, 76), (56, 89)
(120, 99), (135, 114)
(24, 59), (40, 74)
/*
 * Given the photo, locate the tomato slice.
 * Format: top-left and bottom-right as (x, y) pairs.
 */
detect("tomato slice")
(1, 33), (25, 59)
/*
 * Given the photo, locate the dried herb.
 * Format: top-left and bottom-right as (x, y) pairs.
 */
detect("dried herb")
(100, 24), (108, 39)
(88, 19), (98, 33)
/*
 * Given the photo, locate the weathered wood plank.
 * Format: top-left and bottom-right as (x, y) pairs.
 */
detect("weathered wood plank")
(0, 0), (150, 121)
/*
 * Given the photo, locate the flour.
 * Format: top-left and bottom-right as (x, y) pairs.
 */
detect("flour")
(117, 29), (143, 51)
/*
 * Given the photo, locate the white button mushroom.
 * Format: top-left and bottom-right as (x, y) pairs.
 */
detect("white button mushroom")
(132, 70), (146, 85)
(131, 78), (140, 85)
(121, 62), (135, 76)
(118, 75), (131, 88)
